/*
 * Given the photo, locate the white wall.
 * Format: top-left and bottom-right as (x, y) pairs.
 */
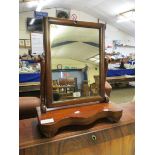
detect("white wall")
(104, 23), (135, 56)
(19, 8), (135, 56)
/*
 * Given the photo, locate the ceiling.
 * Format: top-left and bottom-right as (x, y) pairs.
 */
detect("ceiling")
(50, 25), (99, 64)
(51, 42), (99, 62)
(50, 25), (99, 44)
(19, 0), (135, 37)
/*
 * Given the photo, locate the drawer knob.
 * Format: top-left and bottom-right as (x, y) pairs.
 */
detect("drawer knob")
(91, 135), (97, 141)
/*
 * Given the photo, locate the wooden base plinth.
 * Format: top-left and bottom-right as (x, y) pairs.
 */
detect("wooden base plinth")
(37, 103), (122, 137)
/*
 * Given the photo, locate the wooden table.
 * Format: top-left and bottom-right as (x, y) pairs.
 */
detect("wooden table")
(19, 102), (135, 155)
(107, 75), (135, 84)
(19, 82), (40, 93)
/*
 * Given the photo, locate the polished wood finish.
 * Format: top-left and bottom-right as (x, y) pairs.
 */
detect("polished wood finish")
(64, 135), (134, 155)
(38, 103), (122, 137)
(40, 58), (46, 112)
(100, 24), (105, 98)
(43, 17), (53, 107)
(20, 102), (134, 155)
(43, 17), (106, 108)
(48, 17), (104, 29)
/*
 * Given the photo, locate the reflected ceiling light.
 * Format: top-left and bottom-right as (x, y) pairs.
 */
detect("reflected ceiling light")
(117, 9), (135, 23)
(95, 60), (99, 63)
(50, 25), (65, 41)
(89, 58), (96, 61)
(94, 55), (99, 59)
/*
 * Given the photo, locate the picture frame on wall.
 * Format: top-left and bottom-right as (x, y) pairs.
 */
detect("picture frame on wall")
(25, 39), (31, 48)
(19, 39), (25, 48)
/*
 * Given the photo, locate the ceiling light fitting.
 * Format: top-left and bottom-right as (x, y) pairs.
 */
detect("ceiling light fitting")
(117, 9), (135, 23)
(29, 0), (44, 25)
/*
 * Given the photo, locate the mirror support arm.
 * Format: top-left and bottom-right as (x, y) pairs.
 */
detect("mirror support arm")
(43, 17), (53, 107)
(40, 57), (47, 113)
(33, 55), (47, 113)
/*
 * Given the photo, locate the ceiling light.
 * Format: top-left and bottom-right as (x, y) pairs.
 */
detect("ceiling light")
(113, 2), (134, 14)
(89, 58), (96, 61)
(117, 9), (135, 23)
(28, 0), (43, 25)
(36, 0), (44, 12)
(29, 18), (35, 25)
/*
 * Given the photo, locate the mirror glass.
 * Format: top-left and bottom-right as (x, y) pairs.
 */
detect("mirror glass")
(50, 24), (100, 103)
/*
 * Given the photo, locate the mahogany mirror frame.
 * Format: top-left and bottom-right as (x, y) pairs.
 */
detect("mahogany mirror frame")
(42, 17), (107, 109)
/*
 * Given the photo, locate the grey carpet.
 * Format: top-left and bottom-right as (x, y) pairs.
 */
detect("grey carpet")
(110, 87), (135, 104)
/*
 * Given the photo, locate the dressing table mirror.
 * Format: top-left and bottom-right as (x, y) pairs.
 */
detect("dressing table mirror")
(37, 17), (122, 137)
(51, 25), (101, 105)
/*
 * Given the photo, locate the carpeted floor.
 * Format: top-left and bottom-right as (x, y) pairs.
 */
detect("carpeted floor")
(109, 87), (135, 104)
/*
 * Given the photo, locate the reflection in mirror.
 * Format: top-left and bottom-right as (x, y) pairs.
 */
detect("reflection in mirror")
(50, 24), (100, 103)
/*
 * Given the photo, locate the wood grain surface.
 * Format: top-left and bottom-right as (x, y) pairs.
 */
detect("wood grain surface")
(19, 102), (135, 155)
(38, 103), (123, 137)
